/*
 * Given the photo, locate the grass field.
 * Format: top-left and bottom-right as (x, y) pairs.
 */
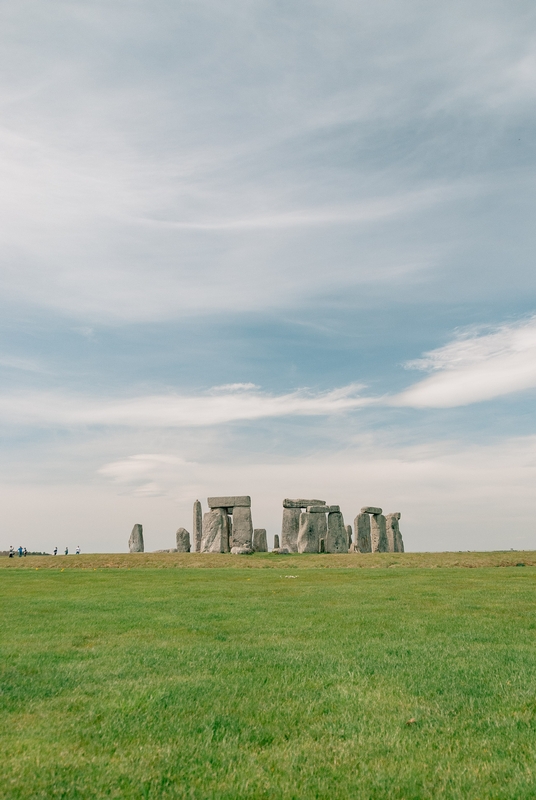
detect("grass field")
(2, 556), (536, 798)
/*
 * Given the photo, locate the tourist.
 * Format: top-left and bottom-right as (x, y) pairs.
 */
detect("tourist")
(23, 547), (27, 557)
(76, 545), (80, 555)
(18, 546), (23, 557)
(9, 546), (14, 558)
(64, 546), (68, 555)
(53, 546), (57, 556)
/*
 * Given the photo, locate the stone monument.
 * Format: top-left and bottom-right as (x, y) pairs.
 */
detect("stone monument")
(176, 527), (191, 552)
(129, 523), (144, 553)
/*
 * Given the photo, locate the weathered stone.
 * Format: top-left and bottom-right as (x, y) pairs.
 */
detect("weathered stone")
(253, 528), (268, 552)
(200, 508), (229, 553)
(207, 496), (250, 508)
(281, 507), (301, 552)
(232, 506), (253, 550)
(361, 506), (382, 515)
(193, 500), (202, 552)
(371, 514), (388, 552)
(176, 527), (191, 552)
(386, 512), (404, 552)
(325, 511), (348, 553)
(354, 513), (371, 553)
(297, 511), (327, 553)
(346, 524), (353, 552)
(129, 523), (144, 553)
(273, 534), (280, 550)
(231, 546), (253, 555)
(307, 505), (339, 513)
(283, 498), (325, 508)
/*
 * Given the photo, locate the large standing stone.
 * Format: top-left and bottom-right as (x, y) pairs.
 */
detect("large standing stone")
(200, 508), (229, 553)
(371, 514), (388, 552)
(354, 513), (371, 553)
(297, 511), (326, 553)
(273, 534), (280, 550)
(326, 511), (348, 553)
(129, 523), (144, 553)
(346, 524), (353, 552)
(253, 528), (267, 552)
(386, 512), (404, 552)
(207, 496), (250, 508)
(193, 500), (202, 552)
(232, 506), (253, 550)
(176, 528), (191, 552)
(281, 507), (301, 552)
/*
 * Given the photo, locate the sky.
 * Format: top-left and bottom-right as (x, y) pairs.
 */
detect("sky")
(2, 0), (536, 553)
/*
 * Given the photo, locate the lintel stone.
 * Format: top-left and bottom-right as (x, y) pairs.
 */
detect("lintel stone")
(207, 495), (251, 508)
(283, 498), (325, 508)
(361, 506), (382, 515)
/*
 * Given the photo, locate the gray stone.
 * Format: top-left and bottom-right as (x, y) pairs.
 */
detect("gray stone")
(297, 511), (327, 553)
(129, 523), (144, 553)
(200, 508), (230, 553)
(253, 528), (268, 552)
(326, 511), (348, 553)
(207, 495), (250, 508)
(346, 524), (353, 552)
(371, 514), (388, 552)
(361, 506), (382, 515)
(176, 527), (191, 552)
(231, 546), (254, 555)
(193, 500), (202, 552)
(307, 505), (340, 513)
(281, 507), (301, 552)
(354, 513), (371, 553)
(273, 534), (280, 550)
(386, 512), (404, 552)
(231, 506), (253, 550)
(283, 498), (326, 508)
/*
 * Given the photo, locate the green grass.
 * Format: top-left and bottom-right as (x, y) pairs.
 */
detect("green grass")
(2, 564), (536, 798)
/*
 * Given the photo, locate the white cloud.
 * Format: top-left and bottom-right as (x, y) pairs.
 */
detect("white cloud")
(0, 383), (371, 428)
(394, 317), (536, 407)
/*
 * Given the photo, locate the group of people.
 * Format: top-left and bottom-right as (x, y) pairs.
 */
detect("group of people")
(8, 545), (81, 557)
(9, 546), (27, 557)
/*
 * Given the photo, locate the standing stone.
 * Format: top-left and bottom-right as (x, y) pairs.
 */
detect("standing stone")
(371, 513), (388, 552)
(253, 528), (268, 552)
(346, 524), (353, 552)
(354, 513), (371, 553)
(297, 511), (327, 553)
(231, 506), (253, 553)
(273, 534), (280, 550)
(281, 507), (301, 552)
(193, 500), (202, 552)
(326, 511), (348, 553)
(387, 512), (404, 552)
(200, 508), (229, 553)
(176, 528), (191, 552)
(129, 524), (144, 553)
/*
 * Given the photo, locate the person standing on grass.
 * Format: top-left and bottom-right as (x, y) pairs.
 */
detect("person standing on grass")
(53, 546), (57, 555)
(64, 546), (68, 555)
(9, 546), (14, 558)
(18, 546), (23, 557)
(23, 547), (27, 557)
(76, 545), (80, 555)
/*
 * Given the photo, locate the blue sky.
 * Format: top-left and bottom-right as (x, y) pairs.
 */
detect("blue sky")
(2, 0), (536, 552)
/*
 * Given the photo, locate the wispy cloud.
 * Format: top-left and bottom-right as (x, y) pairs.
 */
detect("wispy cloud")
(393, 317), (536, 408)
(0, 383), (371, 428)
